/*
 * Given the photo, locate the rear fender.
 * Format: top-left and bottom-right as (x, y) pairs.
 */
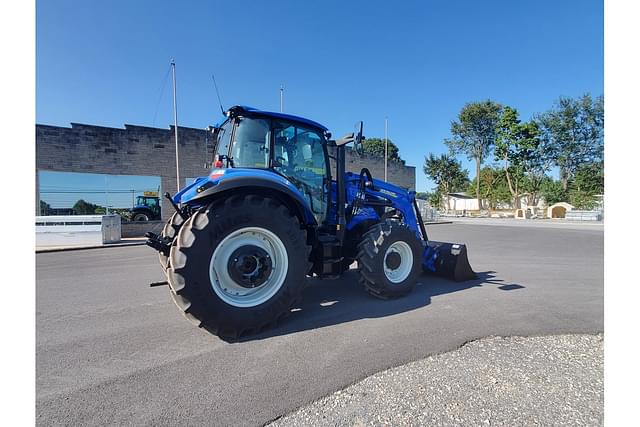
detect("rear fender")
(174, 169), (318, 226)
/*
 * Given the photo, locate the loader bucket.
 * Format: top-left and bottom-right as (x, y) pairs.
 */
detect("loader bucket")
(422, 241), (477, 282)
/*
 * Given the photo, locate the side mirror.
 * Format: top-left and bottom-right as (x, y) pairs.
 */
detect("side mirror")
(335, 132), (355, 146)
(353, 121), (364, 156)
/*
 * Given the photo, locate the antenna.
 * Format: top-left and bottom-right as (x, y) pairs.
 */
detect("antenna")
(211, 74), (225, 115)
(280, 84), (284, 112)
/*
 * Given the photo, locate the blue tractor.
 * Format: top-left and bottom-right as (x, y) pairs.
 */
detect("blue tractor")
(146, 106), (475, 339)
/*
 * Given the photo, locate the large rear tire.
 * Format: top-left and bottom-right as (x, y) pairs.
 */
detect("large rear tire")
(166, 194), (311, 339)
(356, 220), (423, 299)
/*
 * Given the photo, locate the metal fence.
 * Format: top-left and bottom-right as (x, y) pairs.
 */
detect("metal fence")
(415, 199), (440, 222)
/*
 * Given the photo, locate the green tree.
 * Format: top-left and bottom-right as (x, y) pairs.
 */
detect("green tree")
(428, 190), (443, 209)
(496, 106), (549, 208)
(423, 153), (470, 210)
(72, 199), (101, 215)
(536, 94), (604, 190)
(540, 178), (567, 205)
(467, 166), (512, 210)
(362, 137), (403, 163)
(568, 162), (604, 209)
(39, 200), (51, 215)
(415, 192), (429, 200)
(445, 100), (502, 210)
(571, 162), (604, 195)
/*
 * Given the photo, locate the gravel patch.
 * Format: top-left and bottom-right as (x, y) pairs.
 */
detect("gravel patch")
(269, 334), (603, 426)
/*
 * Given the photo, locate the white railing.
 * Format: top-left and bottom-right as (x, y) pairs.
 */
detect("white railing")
(36, 215), (121, 247)
(565, 210), (603, 221)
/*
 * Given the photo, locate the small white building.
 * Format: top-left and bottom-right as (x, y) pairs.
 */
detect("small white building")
(445, 193), (479, 212)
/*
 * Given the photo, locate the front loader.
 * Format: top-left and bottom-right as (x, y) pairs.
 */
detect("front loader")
(146, 106), (475, 339)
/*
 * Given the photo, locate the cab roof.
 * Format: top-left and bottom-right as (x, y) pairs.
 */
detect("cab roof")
(226, 105), (328, 132)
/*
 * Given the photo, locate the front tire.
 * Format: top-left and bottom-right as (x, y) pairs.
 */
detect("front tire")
(166, 194), (311, 339)
(133, 212), (150, 222)
(356, 220), (423, 298)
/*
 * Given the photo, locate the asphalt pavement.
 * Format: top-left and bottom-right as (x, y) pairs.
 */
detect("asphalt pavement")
(36, 222), (603, 426)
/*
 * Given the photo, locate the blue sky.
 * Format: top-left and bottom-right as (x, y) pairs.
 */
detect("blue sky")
(37, 0), (603, 205)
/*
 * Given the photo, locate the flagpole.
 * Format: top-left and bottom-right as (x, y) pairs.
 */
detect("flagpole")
(171, 59), (180, 190)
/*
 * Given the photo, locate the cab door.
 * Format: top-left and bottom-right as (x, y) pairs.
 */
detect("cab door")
(272, 121), (330, 224)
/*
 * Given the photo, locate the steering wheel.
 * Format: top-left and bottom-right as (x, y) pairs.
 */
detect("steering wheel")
(353, 121), (365, 156)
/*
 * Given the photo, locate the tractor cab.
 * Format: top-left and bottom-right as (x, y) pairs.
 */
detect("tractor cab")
(130, 192), (161, 221)
(212, 106), (333, 224)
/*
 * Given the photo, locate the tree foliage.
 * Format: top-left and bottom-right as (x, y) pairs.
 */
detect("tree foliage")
(423, 153), (469, 193)
(496, 106), (550, 207)
(423, 153), (469, 209)
(467, 166), (512, 209)
(362, 137), (403, 163)
(567, 162), (604, 209)
(72, 199), (102, 215)
(536, 94), (604, 190)
(540, 178), (568, 206)
(39, 200), (51, 215)
(571, 162), (604, 195)
(445, 100), (502, 209)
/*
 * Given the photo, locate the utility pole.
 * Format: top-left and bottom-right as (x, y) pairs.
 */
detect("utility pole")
(384, 117), (388, 182)
(171, 59), (180, 190)
(280, 85), (284, 112)
(105, 175), (109, 215)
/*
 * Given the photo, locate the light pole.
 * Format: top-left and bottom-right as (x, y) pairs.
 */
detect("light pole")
(384, 117), (388, 182)
(171, 59), (180, 190)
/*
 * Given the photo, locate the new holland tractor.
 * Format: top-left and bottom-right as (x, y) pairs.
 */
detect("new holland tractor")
(146, 106), (475, 339)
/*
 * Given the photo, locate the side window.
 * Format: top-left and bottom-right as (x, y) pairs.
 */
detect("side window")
(231, 118), (270, 168)
(273, 122), (328, 222)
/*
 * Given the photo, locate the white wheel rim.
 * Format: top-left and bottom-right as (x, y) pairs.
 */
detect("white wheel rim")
(383, 241), (413, 283)
(209, 227), (288, 308)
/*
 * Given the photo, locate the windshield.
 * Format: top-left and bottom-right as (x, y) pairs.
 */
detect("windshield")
(136, 196), (158, 207)
(230, 117), (271, 168)
(215, 119), (233, 160)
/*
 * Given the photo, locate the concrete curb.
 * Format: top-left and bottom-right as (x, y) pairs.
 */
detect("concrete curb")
(36, 240), (146, 253)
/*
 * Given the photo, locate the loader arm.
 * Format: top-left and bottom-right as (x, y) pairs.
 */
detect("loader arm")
(345, 170), (476, 282)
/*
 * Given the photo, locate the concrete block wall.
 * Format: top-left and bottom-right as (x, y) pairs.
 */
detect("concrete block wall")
(36, 123), (416, 221)
(36, 123), (215, 221)
(342, 148), (415, 191)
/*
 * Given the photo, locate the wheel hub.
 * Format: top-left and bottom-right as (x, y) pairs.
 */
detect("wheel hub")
(383, 241), (414, 283)
(209, 227), (289, 308)
(227, 245), (272, 288)
(385, 251), (402, 270)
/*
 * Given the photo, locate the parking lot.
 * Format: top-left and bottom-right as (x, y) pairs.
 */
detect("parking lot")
(36, 221), (603, 426)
